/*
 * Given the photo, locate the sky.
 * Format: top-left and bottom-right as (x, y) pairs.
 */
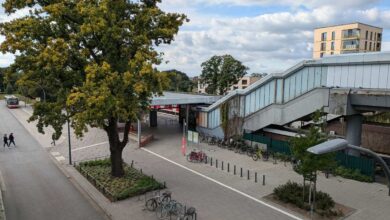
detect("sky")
(1, 0), (390, 76)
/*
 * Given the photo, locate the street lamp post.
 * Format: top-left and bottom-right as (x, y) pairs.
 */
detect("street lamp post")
(307, 138), (390, 196)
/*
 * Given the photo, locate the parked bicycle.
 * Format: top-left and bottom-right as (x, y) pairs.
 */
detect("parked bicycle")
(187, 150), (207, 163)
(156, 200), (184, 219)
(252, 148), (269, 161)
(177, 207), (197, 220)
(145, 191), (172, 211)
(246, 144), (259, 157)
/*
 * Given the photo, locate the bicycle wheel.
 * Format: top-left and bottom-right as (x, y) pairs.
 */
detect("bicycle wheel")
(156, 205), (169, 219)
(145, 199), (157, 211)
(161, 195), (171, 204)
(186, 155), (192, 162)
(252, 154), (259, 161)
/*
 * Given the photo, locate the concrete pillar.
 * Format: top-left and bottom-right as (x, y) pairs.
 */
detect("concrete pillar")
(346, 114), (363, 156)
(149, 110), (158, 127)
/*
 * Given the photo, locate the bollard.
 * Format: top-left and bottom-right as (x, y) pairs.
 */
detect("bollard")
(240, 168), (243, 177)
(216, 159), (218, 168)
(263, 175), (265, 186)
(211, 158), (213, 166)
(234, 165), (236, 175)
(151, 175), (154, 180)
(255, 172), (257, 183)
(140, 169), (143, 174)
(131, 160), (134, 168)
(222, 161), (224, 171)
(228, 163), (230, 172)
(247, 170), (250, 180)
(205, 156), (208, 164)
(164, 181), (166, 188)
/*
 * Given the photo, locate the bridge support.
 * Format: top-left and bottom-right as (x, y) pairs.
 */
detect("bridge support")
(345, 114), (363, 156)
(149, 110), (158, 127)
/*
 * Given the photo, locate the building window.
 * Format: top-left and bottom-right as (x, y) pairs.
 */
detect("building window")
(320, 53), (324, 58)
(370, 32), (373, 40)
(366, 30), (368, 39)
(321, 32), (327, 41)
(242, 79), (248, 85)
(369, 42), (372, 50)
(330, 52), (334, 55)
(374, 32), (377, 41)
(331, 31), (335, 40)
(377, 42), (381, 51)
(242, 86), (247, 89)
(378, 33), (382, 41)
(365, 41), (367, 50)
(331, 41), (335, 50)
(321, 42), (326, 51)
(233, 86), (238, 90)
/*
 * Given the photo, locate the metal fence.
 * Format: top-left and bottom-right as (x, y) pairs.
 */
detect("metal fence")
(244, 132), (374, 177)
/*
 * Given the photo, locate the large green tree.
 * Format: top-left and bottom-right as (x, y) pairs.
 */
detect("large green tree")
(200, 55), (248, 95)
(165, 69), (194, 92)
(0, 0), (187, 177)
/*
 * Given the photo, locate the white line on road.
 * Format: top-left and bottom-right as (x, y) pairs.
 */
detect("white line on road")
(72, 142), (108, 152)
(141, 148), (302, 220)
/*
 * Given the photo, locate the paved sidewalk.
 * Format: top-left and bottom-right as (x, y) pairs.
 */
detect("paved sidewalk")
(12, 108), (390, 220)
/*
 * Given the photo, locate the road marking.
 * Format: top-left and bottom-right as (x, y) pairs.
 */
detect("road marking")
(141, 148), (302, 220)
(72, 142), (108, 152)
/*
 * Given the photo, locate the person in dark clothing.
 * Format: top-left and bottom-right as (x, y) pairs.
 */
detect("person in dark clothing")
(8, 133), (15, 147)
(3, 134), (8, 148)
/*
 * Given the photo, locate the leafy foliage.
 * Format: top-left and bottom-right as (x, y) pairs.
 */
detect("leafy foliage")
(200, 55), (248, 95)
(290, 110), (336, 178)
(0, 0), (187, 177)
(274, 181), (340, 217)
(334, 166), (373, 182)
(164, 69), (194, 92)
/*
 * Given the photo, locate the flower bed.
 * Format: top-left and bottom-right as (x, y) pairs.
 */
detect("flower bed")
(273, 181), (343, 218)
(76, 159), (164, 201)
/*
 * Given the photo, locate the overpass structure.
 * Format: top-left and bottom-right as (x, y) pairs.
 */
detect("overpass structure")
(197, 52), (390, 147)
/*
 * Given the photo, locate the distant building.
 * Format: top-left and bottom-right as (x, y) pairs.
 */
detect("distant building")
(197, 75), (260, 94)
(313, 22), (382, 59)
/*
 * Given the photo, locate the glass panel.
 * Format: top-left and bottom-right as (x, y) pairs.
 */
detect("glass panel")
(264, 83), (270, 106)
(269, 80), (275, 104)
(321, 66), (327, 86)
(302, 68), (308, 93)
(255, 89), (259, 111)
(284, 78), (290, 102)
(379, 64), (389, 89)
(308, 67), (315, 90)
(290, 75), (296, 99)
(276, 79), (283, 103)
(315, 67), (322, 87)
(250, 92), (255, 113)
(245, 95), (250, 116)
(296, 70), (302, 96)
(260, 86), (265, 108)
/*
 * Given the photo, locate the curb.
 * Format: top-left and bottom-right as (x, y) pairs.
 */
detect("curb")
(0, 170), (6, 220)
(7, 107), (112, 220)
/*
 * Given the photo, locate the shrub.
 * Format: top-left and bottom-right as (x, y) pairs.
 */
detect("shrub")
(334, 166), (373, 182)
(273, 181), (338, 217)
(77, 159), (164, 201)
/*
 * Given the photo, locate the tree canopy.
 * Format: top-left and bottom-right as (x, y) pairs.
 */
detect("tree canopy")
(165, 69), (194, 92)
(200, 55), (248, 95)
(0, 0), (187, 177)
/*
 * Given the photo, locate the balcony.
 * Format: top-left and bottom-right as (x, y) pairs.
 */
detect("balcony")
(343, 44), (358, 50)
(342, 29), (360, 39)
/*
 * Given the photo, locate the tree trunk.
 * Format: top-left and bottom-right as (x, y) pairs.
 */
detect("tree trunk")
(106, 118), (131, 178)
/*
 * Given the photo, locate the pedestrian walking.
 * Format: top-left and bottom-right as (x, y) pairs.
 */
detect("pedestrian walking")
(8, 133), (15, 147)
(3, 134), (8, 148)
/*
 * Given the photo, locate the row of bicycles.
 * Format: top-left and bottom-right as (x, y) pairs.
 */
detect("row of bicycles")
(145, 191), (197, 220)
(199, 133), (270, 161)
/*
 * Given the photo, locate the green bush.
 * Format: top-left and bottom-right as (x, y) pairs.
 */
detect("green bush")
(77, 159), (164, 201)
(334, 166), (373, 182)
(273, 181), (338, 217)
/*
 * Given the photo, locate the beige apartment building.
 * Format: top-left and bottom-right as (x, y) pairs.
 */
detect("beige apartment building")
(198, 76), (260, 94)
(313, 22), (382, 59)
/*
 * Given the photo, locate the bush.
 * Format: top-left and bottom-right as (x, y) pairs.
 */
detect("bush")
(334, 166), (373, 182)
(273, 181), (338, 217)
(77, 159), (164, 201)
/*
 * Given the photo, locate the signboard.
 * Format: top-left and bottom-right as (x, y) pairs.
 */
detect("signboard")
(193, 132), (199, 144)
(187, 130), (193, 142)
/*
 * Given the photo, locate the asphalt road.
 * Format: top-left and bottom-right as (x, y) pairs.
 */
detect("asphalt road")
(0, 103), (105, 220)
